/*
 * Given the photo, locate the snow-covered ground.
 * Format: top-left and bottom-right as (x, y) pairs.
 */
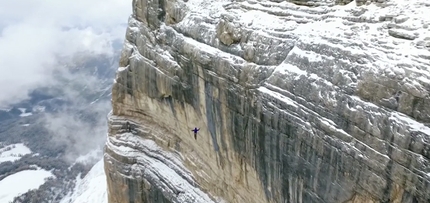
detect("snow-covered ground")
(60, 159), (107, 203)
(0, 143), (32, 163)
(0, 169), (53, 203)
(18, 108), (32, 117)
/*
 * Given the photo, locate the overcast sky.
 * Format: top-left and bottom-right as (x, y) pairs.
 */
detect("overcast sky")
(0, 0), (131, 107)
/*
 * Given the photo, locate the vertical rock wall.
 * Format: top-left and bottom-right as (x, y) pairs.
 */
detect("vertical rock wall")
(105, 0), (430, 202)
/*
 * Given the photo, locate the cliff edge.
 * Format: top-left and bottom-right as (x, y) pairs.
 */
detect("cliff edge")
(104, 0), (430, 202)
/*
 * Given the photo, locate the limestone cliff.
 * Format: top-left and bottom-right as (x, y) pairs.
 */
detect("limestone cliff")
(104, 0), (430, 202)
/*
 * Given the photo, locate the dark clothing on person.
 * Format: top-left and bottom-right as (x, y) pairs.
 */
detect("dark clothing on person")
(192, 127), (199, 140)
(126, 121), (131, 132)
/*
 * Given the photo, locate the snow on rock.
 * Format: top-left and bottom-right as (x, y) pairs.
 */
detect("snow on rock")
(389, 112), (430, 140)
(258, 86), (298, 108)
(0, 169), (53, 203)
(60, 159), (107, 203)
(107, 0), (430, 202)
(0, 143), (32, 163)
(105, 130), (224, 203)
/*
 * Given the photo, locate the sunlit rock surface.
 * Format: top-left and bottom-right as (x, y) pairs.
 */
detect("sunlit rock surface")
(104, 0), (430, 202)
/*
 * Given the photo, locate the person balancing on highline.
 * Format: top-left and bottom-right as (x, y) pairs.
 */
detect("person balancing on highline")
(192, 127), (200, 140)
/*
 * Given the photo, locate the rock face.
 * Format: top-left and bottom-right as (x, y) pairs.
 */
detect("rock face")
(104, 0), (430, 202)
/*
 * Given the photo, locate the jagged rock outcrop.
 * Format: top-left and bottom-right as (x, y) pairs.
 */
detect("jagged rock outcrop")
(104, 0), (430, 202)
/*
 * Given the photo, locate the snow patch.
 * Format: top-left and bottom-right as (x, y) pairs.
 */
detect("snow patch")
(117, 66), (127, 72)
(389, 112), (430, 135)
(18, 108), (32, 117)
(349, 95), (379, 109)
(19, 112), (33, 117)
(60, 159), (107, 203)
(273, 63), (307, 80)
(290, 46), (324, 62)
(258, 86), (298, 108)
(0, 169), (53, 203)
(0, 143), (32, 163)
(0, 107), (12, 111)
(238, 9), (298, 31)
(185, 0), (228, 18)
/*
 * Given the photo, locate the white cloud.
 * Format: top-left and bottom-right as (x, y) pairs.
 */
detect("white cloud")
(44, 99), (112, 163)
(0, 0), (131, 107)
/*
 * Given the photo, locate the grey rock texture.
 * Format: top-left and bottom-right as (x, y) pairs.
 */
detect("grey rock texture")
(104, 0), (430, 202)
